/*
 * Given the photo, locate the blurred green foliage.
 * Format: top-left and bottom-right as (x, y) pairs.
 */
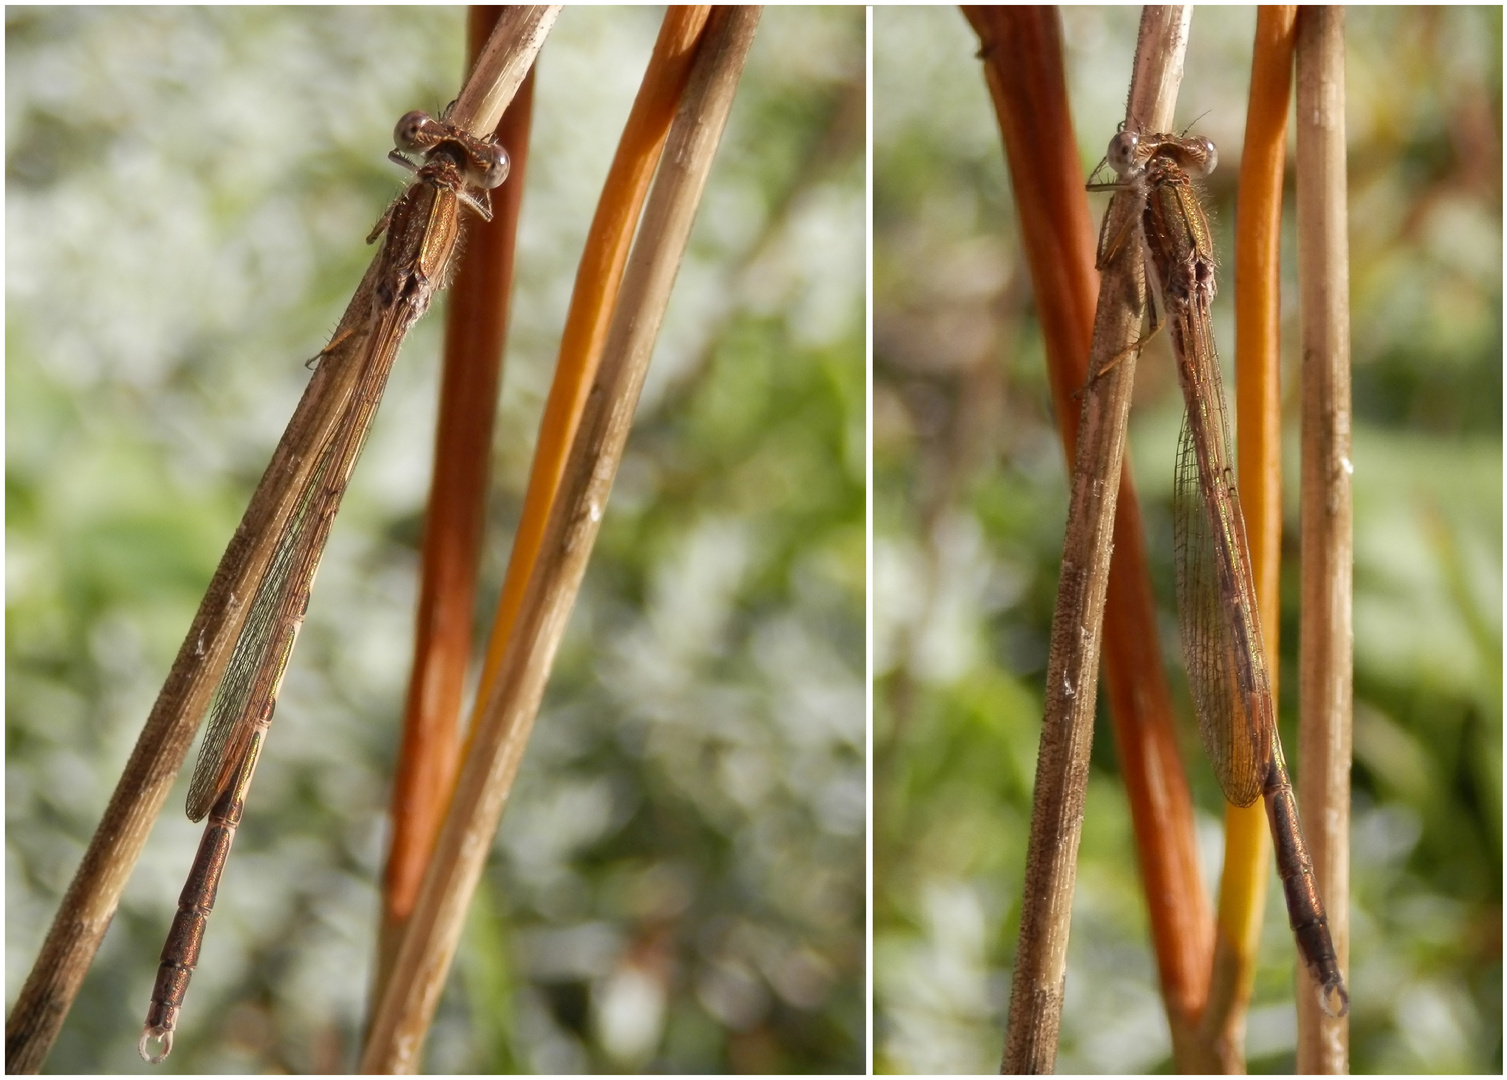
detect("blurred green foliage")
(875, 7), (1500, 1074)
(7, 7), (863, 1073)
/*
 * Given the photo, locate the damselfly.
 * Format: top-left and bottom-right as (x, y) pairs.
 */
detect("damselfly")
(139, 109), (508, 1064)
(1091, 129), (1350, 1019)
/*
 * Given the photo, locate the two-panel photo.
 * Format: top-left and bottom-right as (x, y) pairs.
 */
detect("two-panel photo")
(4, 6), (1499, 1075)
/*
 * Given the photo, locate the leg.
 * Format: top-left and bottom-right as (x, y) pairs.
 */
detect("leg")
(1075, 283), (1165, 396)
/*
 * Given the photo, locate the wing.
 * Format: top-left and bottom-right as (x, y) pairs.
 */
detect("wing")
(1171, 368), (1271, 809)
(185, 453), (323, 822)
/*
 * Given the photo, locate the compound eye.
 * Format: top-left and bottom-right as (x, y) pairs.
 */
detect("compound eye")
(1107, 130), (1139, 175)
(1193, 136), (1218, 177)
(393, 110), (437, 152)
(474, 144), (510, 189)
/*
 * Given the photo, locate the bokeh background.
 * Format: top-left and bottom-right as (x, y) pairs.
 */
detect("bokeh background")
(7, 7), (864, 1073)
(875, 6), (1499, 1074)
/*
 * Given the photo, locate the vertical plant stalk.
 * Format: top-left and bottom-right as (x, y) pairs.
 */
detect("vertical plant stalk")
(3, 11), (556, 1073)
(376, 14), (536, 999)
(999, 7), (1190, 1073)
(448, 6), (560, 134)
(1294, 6), (1353, 1072)
(356, 8), (761, 1072)
(375, 0), (705, 1056)
(469, 5), (711, 720)
(1199, 6), (1297, 1067)
(378, 0), (697, 1015)
(5, 295), (337, 1074)
(961, 6), (1212, 1068)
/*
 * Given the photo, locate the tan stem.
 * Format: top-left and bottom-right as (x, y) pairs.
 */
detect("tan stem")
(356, 9), (762, 1071)
(1000, 6), (1191, 1073)
(1295, 5), (1353, 1072)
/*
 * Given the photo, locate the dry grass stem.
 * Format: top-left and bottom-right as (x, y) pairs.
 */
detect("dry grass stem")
(356, 8), (761, 1072)
(3, 14), (553, 1072)
(963, 6), (1212, 1069)
(451, 6), (561, 135)
(1000, 6), (1192, 1073)
(375, 19), (537, 1004)
(1295, 5), (1354, 1071)
(469, 5), (711, 729)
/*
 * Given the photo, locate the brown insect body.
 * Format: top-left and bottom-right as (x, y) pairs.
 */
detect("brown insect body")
(141, 115), (496, 1065)
(1137, 141), (1349, 1019)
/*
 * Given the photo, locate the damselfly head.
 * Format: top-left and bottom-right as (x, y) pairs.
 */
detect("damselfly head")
(1109, 130), (1219, 180)
(392, 109), (508, 192)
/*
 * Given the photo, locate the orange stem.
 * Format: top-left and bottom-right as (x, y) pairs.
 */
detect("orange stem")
(381, 8), (534, 945)
(1236, 5), (1295, 662)
(1198, 6), (1298, 1065)
(470, 5), (711, 718)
